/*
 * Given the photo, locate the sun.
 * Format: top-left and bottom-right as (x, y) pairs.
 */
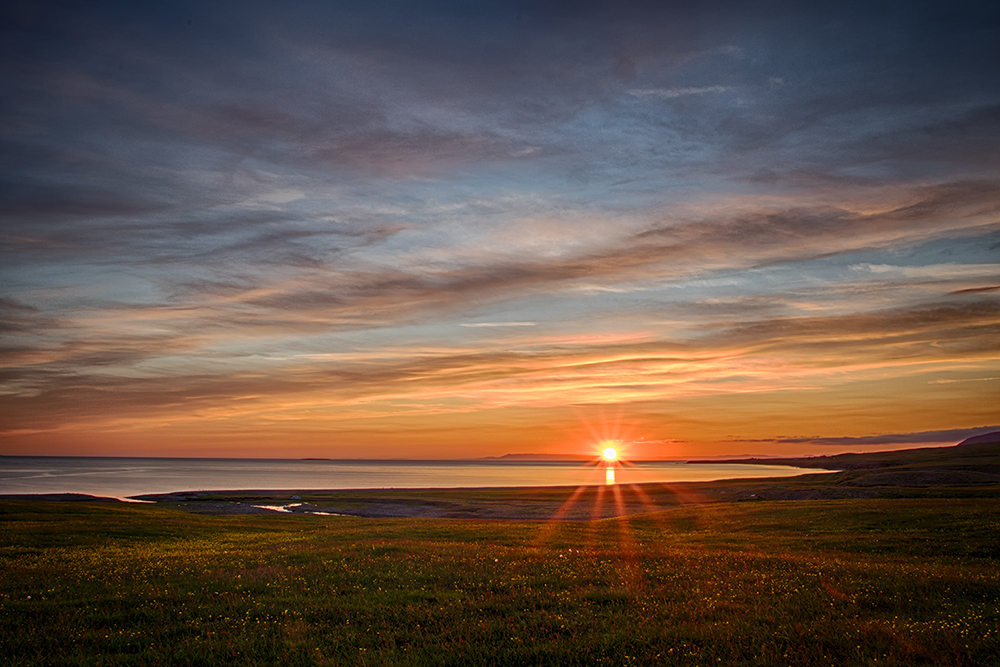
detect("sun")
(602, 446), (618, 462)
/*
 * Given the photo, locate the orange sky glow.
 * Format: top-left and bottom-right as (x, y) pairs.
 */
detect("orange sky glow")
(2, 1), (998, 459)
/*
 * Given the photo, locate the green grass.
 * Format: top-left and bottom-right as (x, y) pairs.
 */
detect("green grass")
(2, 497), (999, 666)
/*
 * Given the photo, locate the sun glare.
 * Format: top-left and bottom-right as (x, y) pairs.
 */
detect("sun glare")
(602, 446), (618, 462)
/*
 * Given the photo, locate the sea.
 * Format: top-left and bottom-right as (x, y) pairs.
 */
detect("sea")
(0, 457), (812, 501)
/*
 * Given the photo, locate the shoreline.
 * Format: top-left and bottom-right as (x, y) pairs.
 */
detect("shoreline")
(5, 437), (997, 520)
(11, 471), (998, 520)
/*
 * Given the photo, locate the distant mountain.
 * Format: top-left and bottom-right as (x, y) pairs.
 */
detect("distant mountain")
(0, 493), (122, 503)
(957, 431), (1000, 446)
(480, 453), (593, 461)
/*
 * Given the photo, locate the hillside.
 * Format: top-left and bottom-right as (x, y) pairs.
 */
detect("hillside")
(692, 432), (1000, 488)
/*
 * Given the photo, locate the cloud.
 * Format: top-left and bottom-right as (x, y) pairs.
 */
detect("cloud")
(0, 182), (173, 223)
(705, 298), (1000, 366)
(0, 298), (60, 334)
(627, 86), (730, 99)
(736, 426), (1000, 447)
(3, 290), (997, 437)
(950, 286), (1000, 295)
(6, 178), (998, 376)
(930, 377), (999, 384)
(460, 322), (536, 327)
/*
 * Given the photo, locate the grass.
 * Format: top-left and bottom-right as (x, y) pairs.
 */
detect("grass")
(2, 496), (999, 666)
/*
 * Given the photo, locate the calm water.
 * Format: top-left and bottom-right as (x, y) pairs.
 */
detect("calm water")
(0, 457), (811, 500)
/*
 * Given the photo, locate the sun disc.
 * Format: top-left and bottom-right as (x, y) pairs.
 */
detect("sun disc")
(602, 447), (618, 461)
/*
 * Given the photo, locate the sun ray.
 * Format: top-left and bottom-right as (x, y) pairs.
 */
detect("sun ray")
(625, 483), (678, 546)
(582, 485), (608, 551)
(627, 484), (668, 520)
(533, 484), (591, 546)
(610, 483), (643, 590)
(651, 482), (743, 538)
(657, 481), (710, 506)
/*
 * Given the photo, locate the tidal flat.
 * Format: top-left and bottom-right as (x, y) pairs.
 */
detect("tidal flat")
(2, 491), (999, 666)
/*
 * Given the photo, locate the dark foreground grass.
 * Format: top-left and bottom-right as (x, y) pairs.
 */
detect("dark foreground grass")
(2, 497), (999, 666)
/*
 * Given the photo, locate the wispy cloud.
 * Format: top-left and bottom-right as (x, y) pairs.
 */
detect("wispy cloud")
(850, 264), (999, 279)
(627, 86), (730, 99)
(460, 322), (536, 327)
(949, 285), (1000, 295)
(4, 293), (996, 435)
(734, 426), (1000, 447)
(930, 377), (1000, 384)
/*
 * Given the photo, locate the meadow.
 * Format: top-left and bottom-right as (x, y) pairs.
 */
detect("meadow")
(2, 492), (999, 666)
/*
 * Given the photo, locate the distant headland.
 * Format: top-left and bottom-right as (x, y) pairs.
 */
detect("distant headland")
(480, 453), (594, 462)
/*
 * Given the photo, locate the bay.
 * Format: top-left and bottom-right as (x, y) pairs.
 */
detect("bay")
(0, 456), (812, 501)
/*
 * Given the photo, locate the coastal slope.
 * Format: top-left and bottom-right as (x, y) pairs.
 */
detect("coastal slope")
(690, 432), (1000, 488)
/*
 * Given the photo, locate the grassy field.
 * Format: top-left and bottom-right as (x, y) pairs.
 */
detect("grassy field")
(2, 493), (999, 666)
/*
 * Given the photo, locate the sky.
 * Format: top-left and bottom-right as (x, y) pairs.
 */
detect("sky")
(1, 0), (998, 459)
